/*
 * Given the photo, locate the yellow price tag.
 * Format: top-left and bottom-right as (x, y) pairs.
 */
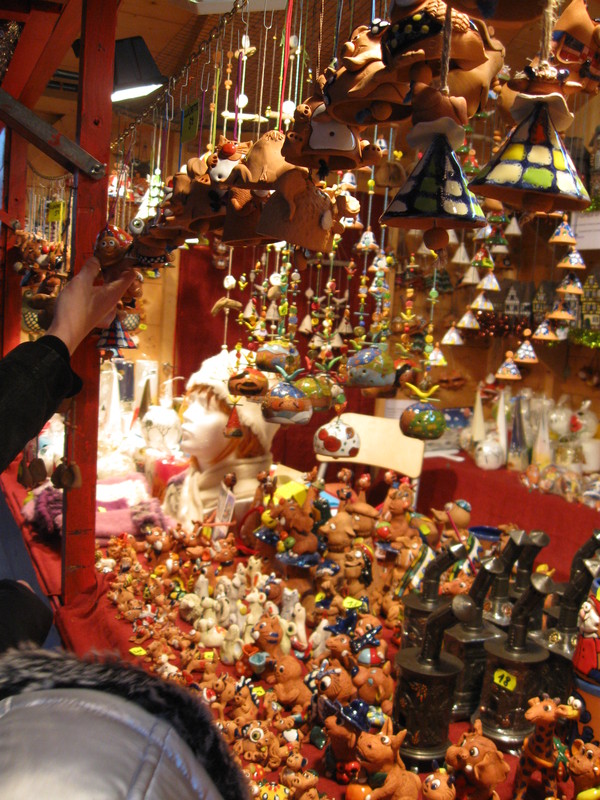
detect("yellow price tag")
(203, 650), (215, 661)
(47, 200), (65, 223)
(343, 596), (364, 610)
(253, 686), (266, 697)
(315, 592), (325, 603)
(129, 646), (147, 657)
(493, 668), (517, 692)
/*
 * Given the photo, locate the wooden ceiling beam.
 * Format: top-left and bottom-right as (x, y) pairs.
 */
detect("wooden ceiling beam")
(19, 0), (83, 109)
(1, 10), (59, 98)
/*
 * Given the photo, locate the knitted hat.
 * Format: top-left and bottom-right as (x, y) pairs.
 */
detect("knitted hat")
(186, 348), (279, 452)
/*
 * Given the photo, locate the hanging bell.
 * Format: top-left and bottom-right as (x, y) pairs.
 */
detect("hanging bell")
(400, 402), (446, 440)
(441, 324), (464, 346)
(96, 318), (136, 353)
(505, 216), (522, 237)
(469, 98), (590, 213)
(223, 406), (244, 438)
(549, 214), (577, 245)
(457, 309), (480, 330)
(426, 343), (447, 367)
(532, 319), (559, 341)
(314, 415), (361, 458)
(477, 268), (501, 292)
(380, 118), (486, 232)
(557, 246), (586, 270)
(495, 351), (522, 381)
(514, 332), (538, 364)
(451, 242), (471, 265)
(470, 292), (494, 311)
(261, 380), (313, 425)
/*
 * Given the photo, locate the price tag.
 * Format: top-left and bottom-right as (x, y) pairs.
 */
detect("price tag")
(252, 686), (266, 698)
(181, 101), (199, 143)
(343, 596), (363, 610)
(47, 200), (65, 223)
(315, 592), (325, 603)
(129, 646), (147, 657)
(493, 668), (517, 692)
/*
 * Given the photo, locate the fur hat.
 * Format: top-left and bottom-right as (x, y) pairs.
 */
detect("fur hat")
(186, 348), (279, 452)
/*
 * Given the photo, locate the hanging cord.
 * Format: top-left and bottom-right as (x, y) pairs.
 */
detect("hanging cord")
(279, 0), (295, 130)
(316, 0), (325, 78)
(439, 4), (452, 95)
(332, 0), (344, 64)
(348, 0), (355, 38)
(198, 58), (211, 156)
(540, 0), (558, 64)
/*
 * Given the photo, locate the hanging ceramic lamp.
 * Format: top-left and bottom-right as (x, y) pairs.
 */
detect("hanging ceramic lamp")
(457, 308), (480, 329)
(532, 318), (559, 341)
(514, 330), (538, 364)
(547, 299), (575, 322)
(441, 323), (464, 346)
(495, 351), (522, 381)
(477, 268), (501, 292)
(549, 214), (577, 245)
(451, 242), (471, 265)
(557, 246), (586, 270)
(427, 343), (447, 367)
(556, 272), (584, 295)
(471, 245), (494, 270)
(447, 228), (459, 246)
(505, 215), (522, 236)
(470, 291), (494, 311)
(380, 118), (486, 233)
(461, 265), (481, 285)
(469, 97), (590, 213)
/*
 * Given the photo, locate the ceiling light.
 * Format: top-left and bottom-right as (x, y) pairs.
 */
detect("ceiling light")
(111, 37), (164, 103)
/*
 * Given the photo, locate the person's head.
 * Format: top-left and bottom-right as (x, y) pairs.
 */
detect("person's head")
(181, 348), (278, 471)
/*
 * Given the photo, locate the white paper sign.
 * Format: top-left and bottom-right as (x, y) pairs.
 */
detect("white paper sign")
(571, 211), (600, 250)
(212, 483), (236, 540)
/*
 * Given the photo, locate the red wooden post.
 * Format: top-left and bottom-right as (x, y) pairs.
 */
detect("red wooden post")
(62, 0), (117, 604)
(1, 131), (27, 356)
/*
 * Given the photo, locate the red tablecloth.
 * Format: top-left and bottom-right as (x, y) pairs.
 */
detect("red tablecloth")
(417, 454), (600, 582)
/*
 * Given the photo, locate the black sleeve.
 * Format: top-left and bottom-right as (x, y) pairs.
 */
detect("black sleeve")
(0, 336), (83, 473)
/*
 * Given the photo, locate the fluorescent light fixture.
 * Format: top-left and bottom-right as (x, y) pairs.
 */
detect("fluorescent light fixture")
(111, 37), (164, 103)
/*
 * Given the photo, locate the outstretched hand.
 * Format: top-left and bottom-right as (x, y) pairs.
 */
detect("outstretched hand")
(46, 256), (138, 355)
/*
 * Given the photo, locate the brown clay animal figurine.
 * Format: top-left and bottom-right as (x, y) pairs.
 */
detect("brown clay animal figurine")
(445, 719), (510, 800)
(355, 717), (421, 799)
(513, 694), (580, 800)
(422, 768), (456, 799)
(567, 738), (600, 796)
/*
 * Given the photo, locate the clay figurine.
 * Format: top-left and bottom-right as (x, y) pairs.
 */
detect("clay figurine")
(445, 719), (510, 800)
(567, 739), (600, 797)
(355, 718), (421, 798)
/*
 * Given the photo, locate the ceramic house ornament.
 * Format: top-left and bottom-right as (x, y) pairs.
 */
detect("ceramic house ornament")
(313, 416), (361, 458)
(495, 351), (522, 381)
(469, 96), (590, 212)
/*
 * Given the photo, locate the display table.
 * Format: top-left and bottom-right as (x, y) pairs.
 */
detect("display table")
(417, 454), (600, 582)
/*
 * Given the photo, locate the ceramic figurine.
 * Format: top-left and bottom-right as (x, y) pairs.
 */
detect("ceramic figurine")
(567, 739), (600, 797)
(323, 700), (369, 783)
(513, 694), (579, 800)
(270, 654), (313, 714)
(422, 768), (456, 800)
(445, 720), (510, 800)
(227, 129), (295, 189)
(233, 720), (289, 770)
(430, 500), (472, 550)
(355, 718), (421, 799)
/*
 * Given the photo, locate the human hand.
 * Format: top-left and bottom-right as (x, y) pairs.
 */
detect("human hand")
(46, 256), (138, 355)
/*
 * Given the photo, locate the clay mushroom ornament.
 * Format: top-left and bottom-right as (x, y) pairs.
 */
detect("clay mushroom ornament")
(281, 93), (383, 179)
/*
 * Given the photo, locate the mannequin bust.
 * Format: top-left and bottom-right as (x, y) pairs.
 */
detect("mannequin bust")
(163, 348), (279, 524)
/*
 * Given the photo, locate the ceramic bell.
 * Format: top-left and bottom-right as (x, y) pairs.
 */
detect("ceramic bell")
(441, 324), (464, 346)
(549, 215), (577, 245)
(346, 345), (396, 388)
(400, 402), (446, 440)
(495, 351), (522, 381)
(457, 309), (480, 330)
(227, 367), (269, 397)
(256, 339), (301, 373)
(469, 94), (590, 212)
(313, 416), (361, 458)
(532, 319), (559, 341)
(514, 333), (538, 365)
(261, 379), (313, 425)
(557, 246), (586, 270)
(293, 374), (333, 412)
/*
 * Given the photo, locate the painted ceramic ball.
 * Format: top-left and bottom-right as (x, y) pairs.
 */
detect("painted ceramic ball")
(313, 418), (360, 458)
(400, 402), (446, 440)
(255, 339), (301, 373)
(227, 367), (269, 397)
(293, 374), (333, 411)
(347, 345), (396, 388)
(261, 381), (313, 425)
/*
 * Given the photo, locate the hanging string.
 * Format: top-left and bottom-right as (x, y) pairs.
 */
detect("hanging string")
(279, 0), (295, 130)
(332, 0), (344, 64)
(233, 37), (244, 140)
(540, 0), (558, 64)
(371, 0), (376, 22)
(439, 4), (452, 95)
(316, 0), (325, 78)
(348, 0), (355, 38)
